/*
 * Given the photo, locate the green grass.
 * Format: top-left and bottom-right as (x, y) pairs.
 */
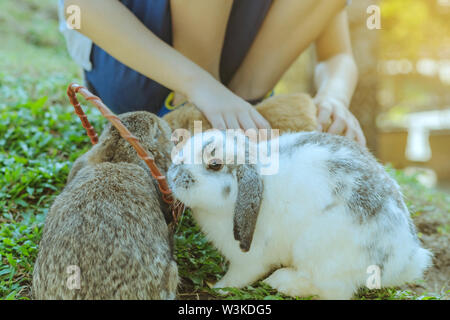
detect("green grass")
(0, 0), (448, 300)
(0, 94), (104, 299)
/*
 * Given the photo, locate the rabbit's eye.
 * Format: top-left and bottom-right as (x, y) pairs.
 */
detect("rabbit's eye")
(207, 159), (224, 171)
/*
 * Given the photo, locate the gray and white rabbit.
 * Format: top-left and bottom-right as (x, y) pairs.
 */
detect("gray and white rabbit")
(33, 111), (178, 300)
(167, 130), (432, 299)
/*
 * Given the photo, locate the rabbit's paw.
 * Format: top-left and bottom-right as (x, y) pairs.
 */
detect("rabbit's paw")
(212, 278), (240, 296)
(263, 268), (318, 298)
(213, 263), (266, 291)
(213, 280), (231, 289)
(212, 285), (233, 296)
(213, 276), (242, 290)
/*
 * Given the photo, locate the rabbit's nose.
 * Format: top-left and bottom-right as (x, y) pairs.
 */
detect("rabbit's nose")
(178, 170), (196, 186)
(169, 165), (195, 189)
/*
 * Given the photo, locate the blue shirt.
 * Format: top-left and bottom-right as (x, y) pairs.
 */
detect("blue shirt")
(85, 0), (273, 115)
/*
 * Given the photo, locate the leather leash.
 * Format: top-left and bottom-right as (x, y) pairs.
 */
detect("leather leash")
(67, 83), (184, 228)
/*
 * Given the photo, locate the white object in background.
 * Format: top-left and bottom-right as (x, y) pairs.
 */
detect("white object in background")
(406, 125), (431, 162)
(57, 0), (93, 71)
(405, 109), (450, 162)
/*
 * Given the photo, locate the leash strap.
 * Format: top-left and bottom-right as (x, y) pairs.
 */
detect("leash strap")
(67, 83), (184, 226)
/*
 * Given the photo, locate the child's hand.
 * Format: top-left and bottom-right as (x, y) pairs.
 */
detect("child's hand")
(189, 81), (271, 131)
(314, 95), (366, 146)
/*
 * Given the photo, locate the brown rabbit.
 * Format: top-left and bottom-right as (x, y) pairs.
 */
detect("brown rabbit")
(163, 93), (317, 134)
(32, 111), (178, 300)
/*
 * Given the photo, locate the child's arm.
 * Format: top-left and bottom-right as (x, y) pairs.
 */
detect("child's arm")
(64, 0), (270, 130)
(314, 10), (365, 145)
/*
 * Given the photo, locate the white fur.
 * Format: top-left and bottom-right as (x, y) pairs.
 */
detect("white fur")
(169, 131), (432, 299)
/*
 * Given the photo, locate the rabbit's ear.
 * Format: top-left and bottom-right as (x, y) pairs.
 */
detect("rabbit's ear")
(233, 164), (263, 252)
(66, 143), (110, 184)
(87, 140), (115, 163)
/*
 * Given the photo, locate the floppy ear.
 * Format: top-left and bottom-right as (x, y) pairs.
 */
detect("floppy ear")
(233, 164), (263, 252)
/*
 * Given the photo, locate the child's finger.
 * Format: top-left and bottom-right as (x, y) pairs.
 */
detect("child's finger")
(250, 109), (271, 130)
(224, 114), (241, 130)
(238, 113), (257, 132)
(345, 128), (356, 141)
(355, 128), (367, 146)
(208, 114), (227, 130)
(316, 123), (323, 131)
(328, 117), (346, 135)
(352, 118), (366, 146)
(317, 104), (332, 129)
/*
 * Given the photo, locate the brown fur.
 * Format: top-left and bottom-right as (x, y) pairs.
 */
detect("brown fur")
(32, 111), (178, 300)
(163, 93), (317, 134)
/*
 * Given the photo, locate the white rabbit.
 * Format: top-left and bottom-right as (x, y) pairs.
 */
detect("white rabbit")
(167, 130), (432, 300)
